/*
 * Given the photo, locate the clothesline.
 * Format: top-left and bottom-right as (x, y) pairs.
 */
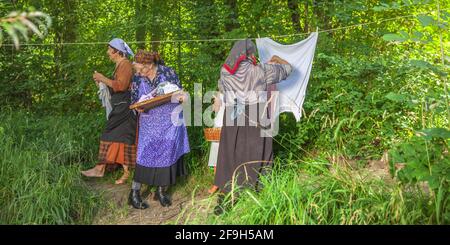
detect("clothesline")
(1, 7), (448, 47)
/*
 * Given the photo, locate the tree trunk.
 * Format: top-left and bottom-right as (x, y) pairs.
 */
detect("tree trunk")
(150, 0), (164, 51)
(177, 1), (182, 79)
(52, 0), (77, 81)
(287, 0), (301, 33)
(49, 0), (78, 112)
(135, 0), (148, 49)
(304, 0), (309, 32)
(224, 0), (240, 32)
(312, 0), (327, 30)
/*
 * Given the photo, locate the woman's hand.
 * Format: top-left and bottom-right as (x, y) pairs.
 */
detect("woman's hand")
(173, 91), (188, 103)
(212, 94), (222, 112)
(268, 55), (289, 65)
(268, 55), (280, 64)
(93, 71), (107, 83)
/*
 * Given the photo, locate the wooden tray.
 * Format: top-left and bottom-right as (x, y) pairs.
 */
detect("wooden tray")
(130, 91), (181, 110)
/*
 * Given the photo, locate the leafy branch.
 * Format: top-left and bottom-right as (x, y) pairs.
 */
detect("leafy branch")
(0, 11), (52, 49)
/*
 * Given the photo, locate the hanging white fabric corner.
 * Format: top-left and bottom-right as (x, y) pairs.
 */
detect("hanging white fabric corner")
(98, 82), (112, 120)
(256, 32), (318, 121)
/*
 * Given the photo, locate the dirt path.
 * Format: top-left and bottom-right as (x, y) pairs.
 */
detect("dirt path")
(86, 179), (214, 225)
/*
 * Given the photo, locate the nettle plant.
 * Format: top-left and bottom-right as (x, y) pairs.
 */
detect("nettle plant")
(389, 129), (449, 190)
(383, 5), (449, 223)
(389, 128), (449, 223)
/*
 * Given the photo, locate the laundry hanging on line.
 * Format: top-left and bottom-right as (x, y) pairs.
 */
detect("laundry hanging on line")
(98, 82), (112, 119)
(256, 31), (318, 122)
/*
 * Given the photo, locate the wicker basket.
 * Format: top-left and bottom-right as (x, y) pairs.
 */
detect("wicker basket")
(204, 127), (221, 142)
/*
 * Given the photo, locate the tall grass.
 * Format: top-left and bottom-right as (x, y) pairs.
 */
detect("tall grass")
(184, 156), (443, 224)
(0, 106), (445, 224)
(0, 109), (103, 224)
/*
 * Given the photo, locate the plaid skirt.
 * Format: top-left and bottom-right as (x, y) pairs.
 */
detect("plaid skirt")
(97, 141), (136, 166)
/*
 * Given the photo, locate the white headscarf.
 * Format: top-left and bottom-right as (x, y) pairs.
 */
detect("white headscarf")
(108, 38), (134, 57)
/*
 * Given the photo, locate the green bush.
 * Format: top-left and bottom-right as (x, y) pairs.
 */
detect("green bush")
(205, 157), (442, 224)
(390, 128), (450, 224)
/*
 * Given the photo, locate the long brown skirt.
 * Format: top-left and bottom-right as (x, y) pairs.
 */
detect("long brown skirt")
(214, 104), (273, 193)
(97, 141), (136, 166)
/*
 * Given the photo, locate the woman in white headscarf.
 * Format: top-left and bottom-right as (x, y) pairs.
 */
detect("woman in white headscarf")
(81, 38), (137, 185)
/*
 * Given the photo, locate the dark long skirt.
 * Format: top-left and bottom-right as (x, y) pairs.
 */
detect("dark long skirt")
(214, 104), (273, 193)
(133, 157), (187, 186)
(98, 89), (137, 167)
(100, 89), (137, 145)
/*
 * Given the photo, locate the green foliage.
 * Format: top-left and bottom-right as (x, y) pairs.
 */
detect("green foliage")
(0, 109), (102, 224)
(382, 6), (450, 224)
(389, 128), (449, 223)
(0, 0), (449, 224)
(0, 9), (51, 49)
(187, 157), (440, 224)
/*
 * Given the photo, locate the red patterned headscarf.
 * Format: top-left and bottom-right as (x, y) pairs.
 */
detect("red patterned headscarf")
(223, 39), (257, 75)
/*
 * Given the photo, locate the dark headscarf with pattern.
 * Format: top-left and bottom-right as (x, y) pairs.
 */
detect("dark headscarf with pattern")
(223, 39), (257, 75)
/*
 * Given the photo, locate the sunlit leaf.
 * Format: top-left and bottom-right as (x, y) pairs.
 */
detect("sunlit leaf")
(13, 22), (30, 42)
(0, 10), (52, 48)
(410, 59), (431, 68)
(417, 15), (435, 27)
(21, 18), (43, 38)
(382, 33), (406, 42)
(437, 22), (448, 29)
(373, 6), (386, 11)
(417, 128), (450, 140)
(4, 23), (19, 49)
(385, 92), (408, 102)
(398, 30), (409, 38)
(441, 10), (449, 21)
(413, 31), (424, 38)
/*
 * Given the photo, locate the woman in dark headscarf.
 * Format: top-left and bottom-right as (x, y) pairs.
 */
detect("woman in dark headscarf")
(214, 39), (292, 215)
(81, 38), (137, 185)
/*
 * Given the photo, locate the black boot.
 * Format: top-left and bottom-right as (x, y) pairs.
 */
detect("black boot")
(128, 189), (149, 209)
(154, 186), (172, 207)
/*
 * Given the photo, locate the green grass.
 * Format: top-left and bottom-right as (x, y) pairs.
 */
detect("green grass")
(0, 109), (103, 224)
(184, 157), (445, 224)
(0, 108), (447, 224)
(0, 108), (216, 224)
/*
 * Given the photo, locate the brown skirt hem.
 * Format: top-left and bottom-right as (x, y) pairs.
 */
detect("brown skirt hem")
(97, 141), (136, 166)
